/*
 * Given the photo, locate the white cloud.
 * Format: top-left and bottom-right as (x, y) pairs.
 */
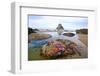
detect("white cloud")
(28, 16), (88, 30)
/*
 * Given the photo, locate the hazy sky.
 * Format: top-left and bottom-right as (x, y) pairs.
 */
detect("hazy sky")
(28, 15), (88, 30)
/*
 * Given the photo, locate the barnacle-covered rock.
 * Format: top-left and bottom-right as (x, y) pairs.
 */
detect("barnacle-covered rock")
(40, 39), (81, 59)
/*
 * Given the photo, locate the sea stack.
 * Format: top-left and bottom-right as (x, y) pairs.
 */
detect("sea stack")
(56, 24), (64, 35)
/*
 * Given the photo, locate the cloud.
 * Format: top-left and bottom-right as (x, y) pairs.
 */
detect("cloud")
(28, 15), (88, 30)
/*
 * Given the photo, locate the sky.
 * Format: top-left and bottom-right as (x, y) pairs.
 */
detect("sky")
(28, 15), (88, 30)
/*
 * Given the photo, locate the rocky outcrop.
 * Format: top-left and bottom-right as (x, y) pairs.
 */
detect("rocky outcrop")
(56, 24), (64, 30)
(28, 33), (51, 42)
(76, 29), (88, 34)
(56, 24), (64, 35)
(28, 27), (39, 34)
(40, 39), (81, 59)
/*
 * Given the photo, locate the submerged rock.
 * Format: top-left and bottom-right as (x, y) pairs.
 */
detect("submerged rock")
(29, 40), (48, 48)
(63, 33), (75, 37)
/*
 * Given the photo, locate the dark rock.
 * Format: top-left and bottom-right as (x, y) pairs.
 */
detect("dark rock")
(34, 29), (39, 31)
(63, 33), (75, 37)
(28, 27), (39, 34)
(28, 27), (36, 34)
(56, 24), (64, 35)
(56, 24), (64, 30)
(76, 29), (88, 34)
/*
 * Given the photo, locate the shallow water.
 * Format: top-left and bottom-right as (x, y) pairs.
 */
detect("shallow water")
(28, 31), (88, 59)
(43, 31), (79, 41)
(28, 31), (80, 48)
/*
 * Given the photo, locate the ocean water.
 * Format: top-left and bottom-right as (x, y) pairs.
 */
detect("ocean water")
(28, 31), (79, 48)
(43, 31), (79, 41)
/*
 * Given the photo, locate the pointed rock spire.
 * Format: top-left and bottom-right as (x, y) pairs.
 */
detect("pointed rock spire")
(56, 24), (64, 35)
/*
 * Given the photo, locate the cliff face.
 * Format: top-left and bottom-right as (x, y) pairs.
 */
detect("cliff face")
(28, 27), (39, 34)
(28, 28), (36, 34)
(76, 29), (88, 34)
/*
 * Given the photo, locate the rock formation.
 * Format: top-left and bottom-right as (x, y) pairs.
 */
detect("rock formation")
(56, 24), (64, 35)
